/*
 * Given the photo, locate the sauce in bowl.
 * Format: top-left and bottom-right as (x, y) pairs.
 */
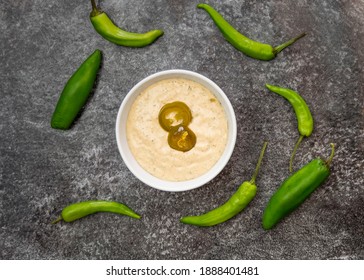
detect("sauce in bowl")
(126, 78), (228, 181)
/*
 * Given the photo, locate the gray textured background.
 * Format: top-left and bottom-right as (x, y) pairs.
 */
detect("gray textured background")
(1, 0), (363, 260)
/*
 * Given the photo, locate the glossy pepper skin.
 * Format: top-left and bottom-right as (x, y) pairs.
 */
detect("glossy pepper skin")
(265, 84), (313, 172)
(52, 200), (141, 223)
(51, 49), (101, 130)
(181, 181), (257, 226)
(262, 144), (335, 230)
(265, 84), (313, 138)
(197, 3), (305, 61)
(89, 0), (163, 47)
(181, 141), (268, 227)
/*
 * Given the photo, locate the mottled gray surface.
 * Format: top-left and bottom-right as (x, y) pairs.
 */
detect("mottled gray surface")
(0, 0), (363, 260)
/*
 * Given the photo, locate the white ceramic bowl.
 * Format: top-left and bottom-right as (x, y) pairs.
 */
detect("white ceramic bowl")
(115, 70), (237, 192)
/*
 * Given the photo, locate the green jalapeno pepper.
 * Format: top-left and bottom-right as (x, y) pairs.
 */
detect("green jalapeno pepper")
(180, 141), (268, 227)
(197, 3), (305, 61)
(51, 49), (102, 130)
(89, 0), (163, 47)
(265, 84), (313, 172)
(52, 200), (141, 223)
(262, 143), (335, 230)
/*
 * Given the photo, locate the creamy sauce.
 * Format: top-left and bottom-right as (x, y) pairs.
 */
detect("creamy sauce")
(126, 78), (228, 181)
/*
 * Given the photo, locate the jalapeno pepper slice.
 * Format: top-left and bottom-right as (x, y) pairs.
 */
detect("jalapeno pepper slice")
(158, 101), (192, 131)
(168, 125), (196, 152)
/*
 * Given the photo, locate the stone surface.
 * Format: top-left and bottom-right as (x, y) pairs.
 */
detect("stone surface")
(0, 0), (363, 260)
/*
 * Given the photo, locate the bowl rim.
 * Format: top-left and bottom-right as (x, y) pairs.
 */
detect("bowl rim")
(115, 69), (237, 192)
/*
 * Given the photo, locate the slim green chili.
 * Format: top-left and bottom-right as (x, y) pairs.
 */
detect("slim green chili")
(89, 0), (163, 47)
(265, 84), (314, 172)
(52, 200), (141, 223)
(197, 3), (305, 61)
(51, 49), (102, 130)
(262, 143), (335, 230)
(180, 141), (268, 227)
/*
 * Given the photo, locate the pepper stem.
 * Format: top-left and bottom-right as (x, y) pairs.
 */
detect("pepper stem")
(325, 143), (335, 166)
(273, 32), (306, 54)
(90, 0), (102, 17)
(250, 141), (268, 185)
(51, 216), (63, 224)
(289, 134), (304, 173)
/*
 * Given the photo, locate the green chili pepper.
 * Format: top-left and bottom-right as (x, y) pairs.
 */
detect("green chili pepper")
(180, 141), (268, 227)
(197, 3), (305, 61)
(51, 49), (102, 130)
(265, 84), (313, 172)
(262, 143), (335, 230)
(52, 200), (141, 223)
(89, 0), (163, 47)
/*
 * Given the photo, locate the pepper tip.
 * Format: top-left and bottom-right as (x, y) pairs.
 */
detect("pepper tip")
(265, 83), (273, 90)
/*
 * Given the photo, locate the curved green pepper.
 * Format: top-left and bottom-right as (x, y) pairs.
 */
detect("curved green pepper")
(262, 143), (335, 230)
(181, 141), (268, 226)
(52, 200), (141, 223)
(89, 0), (163, 47)
(197, 3), (305, 60)
(51, 49), (102, 130)
(265, 84), (314, 172)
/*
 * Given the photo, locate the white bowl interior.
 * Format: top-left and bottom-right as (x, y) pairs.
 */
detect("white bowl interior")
(116, 70), (237, 192)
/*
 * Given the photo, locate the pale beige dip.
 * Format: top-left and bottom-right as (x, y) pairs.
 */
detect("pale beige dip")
(126, 78), (228, 181)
